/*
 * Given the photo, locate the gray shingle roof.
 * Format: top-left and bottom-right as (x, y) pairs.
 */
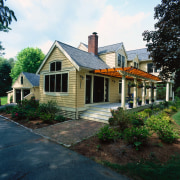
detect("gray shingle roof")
(81, 42), (123, 55)
(127, 48), (151, 61)
(57, 41), (109, 70)
(98, 43), (123, 54)
(23, 72), (40, 86)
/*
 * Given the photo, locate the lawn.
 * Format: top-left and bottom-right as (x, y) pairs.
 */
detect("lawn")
(0, 96), (7, 105)
(173, 110), (180, 125)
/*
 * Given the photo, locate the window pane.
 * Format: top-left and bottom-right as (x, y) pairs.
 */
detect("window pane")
(56, 74), (61, 92)
(56, 62), (61, 71)
(62, 73), (68, 92)
(50, 75), (55, 92)
(45, 75), (49, 92)
(122, 56), (125, 67)
(50, 62), (55, 71)
(118, 54), (121, 67)
(21, 76), (23, 85)
(147, 63), (153, 73)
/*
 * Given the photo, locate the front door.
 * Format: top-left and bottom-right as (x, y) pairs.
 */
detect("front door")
(93, 76), (104, 103)
(16, 89), (21, 103)
(86, 75), (92, 104)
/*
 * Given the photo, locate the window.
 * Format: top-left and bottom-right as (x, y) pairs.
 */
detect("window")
(134, 62), (139, 68)
(118, 54), (125, 67)
(44, 73), (68, 92)
(119, 80), (122, 94)
(21, 76), (23, 85)
(50, 61), (62, 71)
(147, 63), (153, 73)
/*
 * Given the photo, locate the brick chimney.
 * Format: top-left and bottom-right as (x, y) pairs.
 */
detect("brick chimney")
(88, 32), (98, 55)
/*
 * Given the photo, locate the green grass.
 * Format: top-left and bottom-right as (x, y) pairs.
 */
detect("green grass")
(0, 96), (7, 105)
(172, 110), (180, 126)
(102, 155), (180, 180)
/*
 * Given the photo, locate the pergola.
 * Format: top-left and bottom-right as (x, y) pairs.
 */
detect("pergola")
(92, 66), (162, 109)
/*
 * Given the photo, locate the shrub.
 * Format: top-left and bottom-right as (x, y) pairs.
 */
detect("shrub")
(18, 96), (39, 110)
(11, 106), (27, 120)
(97, 125), (122, 142)
(143, 109), (152, 117)
(54, 115), (66, 122)
(129, 113), (144, 127)
(145, 112), (179, 143)
(39, 100), (58, 114)
(109, 107), (131, 131)
(157, 124), (179, 143)
(163, 108), (172, 115)
(137, 111), (149, 119)
(124, 126), (151, 150)
(40, 113), (54, 124)
(26, 110), (39, 120)
(169, 106), (177, 112)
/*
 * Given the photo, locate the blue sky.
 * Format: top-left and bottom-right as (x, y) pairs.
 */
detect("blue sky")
(2, 0), (161, 59)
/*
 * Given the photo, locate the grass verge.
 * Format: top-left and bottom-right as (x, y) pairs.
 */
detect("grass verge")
(0, 96), (7, 105)
(172, 110), (180, 126)
(101, 155), (180, 180)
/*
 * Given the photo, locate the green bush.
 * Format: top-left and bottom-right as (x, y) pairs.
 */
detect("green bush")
(146, 112), (179, 143)
(137, 111), (149, 119)
(18, 96), (39, 110)
(109, 107), (131, 131)
(26, 110), (39, 120)
(143, 109), (152, 117)
(97, 125), (122, 142)
(54, 115), (66, 122)
(129, 113), (144, 127)
(169, 106), (177, 112)
(124, 126), (151, 150)
(11, 106), (27, 120)
(39, 100), (58, 114)
(40, 113), (54, 124)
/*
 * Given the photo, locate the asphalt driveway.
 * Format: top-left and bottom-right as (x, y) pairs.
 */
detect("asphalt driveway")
(0, 117), (129, 180)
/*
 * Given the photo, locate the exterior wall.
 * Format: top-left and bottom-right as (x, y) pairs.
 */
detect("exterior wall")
(39, 47), (77, 109)
(12, 73), (32, 89)
(78, 43), (88, 52)
(139, 60), (151, 72)
(7, 91), (13, 104)
(24, 87), (40, 100)
(99, 53), (116, 68)
(109, 77), (120, 102)
(116, 48), (128, 67)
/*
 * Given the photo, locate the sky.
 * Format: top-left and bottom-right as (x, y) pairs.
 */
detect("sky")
(1, 0), (161, 59)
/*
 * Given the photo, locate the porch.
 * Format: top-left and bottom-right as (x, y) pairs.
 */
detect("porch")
(80, 101), (162, 123)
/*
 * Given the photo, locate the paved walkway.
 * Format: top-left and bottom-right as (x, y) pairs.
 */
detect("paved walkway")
(0, 117), (129, 180)
(34, 119), (105, 146)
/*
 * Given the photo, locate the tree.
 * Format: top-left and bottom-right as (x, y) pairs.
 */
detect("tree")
(0, 58), (12, 96)
(143, 0), (180, 80)
(10, 47), (45, 82)
(0, 0), (17, 55)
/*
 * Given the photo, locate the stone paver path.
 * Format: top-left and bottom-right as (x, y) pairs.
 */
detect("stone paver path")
(34, 119), (105, 146)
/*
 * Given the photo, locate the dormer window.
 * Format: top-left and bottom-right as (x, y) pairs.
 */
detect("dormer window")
(50, 61), (61, 71)
(21, 76), (23, 85)
(134, 62), (139, 68)
(118, 54), (125, 67)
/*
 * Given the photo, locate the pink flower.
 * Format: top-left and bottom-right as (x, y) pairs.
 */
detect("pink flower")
(15, 113), (18, 116)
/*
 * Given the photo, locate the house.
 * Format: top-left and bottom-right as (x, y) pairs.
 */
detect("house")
(11, 72), (40, 103)
(36, 32), (174, 121)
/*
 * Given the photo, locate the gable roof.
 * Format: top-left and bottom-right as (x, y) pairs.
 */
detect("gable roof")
(37, 41), (109, 73)
(127, 48), (151, 61)
(23, 72), (40, 86)
(79, 42), (125, 55)
(98, 42), (124, 54)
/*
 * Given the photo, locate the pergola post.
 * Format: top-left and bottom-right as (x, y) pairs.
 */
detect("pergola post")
(149, 82), (152, 104)
(166, 82), (170, 101)
(133, 78), (137, 108)
(142, 81), (146, 105)
(121, 74), (126, 110)
(154, 83), (157, 102)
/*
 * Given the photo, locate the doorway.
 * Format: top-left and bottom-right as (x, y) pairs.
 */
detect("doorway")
(93, 76), (104, 103)
(86, 75), (92, 104)
(16, 89), (21, 103)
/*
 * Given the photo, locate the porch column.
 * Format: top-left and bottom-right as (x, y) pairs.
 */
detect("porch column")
(172, 86), (175, 101)
(133, 78), (137, 108)
(149, 82), (152, 104)
(154, 83), (157, 102)
(21, 89), (23, 101)
(142, 81), (146, 105)
(166, 82), (170, 101)
(13, 88), (16, 103)
(121, 75), (126, 110)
